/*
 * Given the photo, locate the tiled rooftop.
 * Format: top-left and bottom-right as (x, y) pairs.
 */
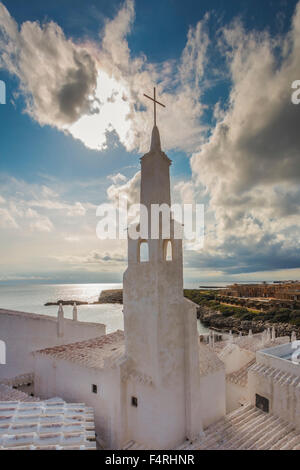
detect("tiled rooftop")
(34, 330), (125, 370)
(249, 362), (300, 387)
(214, 333), (290, 354)
(226, 359), (256, 387)
(0, 400), (96, 450)
(178, 404), (300, 450)
(199, 343), (225, 376)
(0, 373), (34, 389)
(0, 385), (39, 403)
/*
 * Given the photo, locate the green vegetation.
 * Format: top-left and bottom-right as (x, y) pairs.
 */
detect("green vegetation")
(183, 290), (300, 327)
(254, 308), (300, 325)
(183, 289), (216, 305)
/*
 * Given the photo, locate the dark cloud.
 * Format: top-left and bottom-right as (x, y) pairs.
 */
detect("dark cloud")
(0, 4), (98, 126)
(189, 3), (300, 275)
(185, 238), (300, 275)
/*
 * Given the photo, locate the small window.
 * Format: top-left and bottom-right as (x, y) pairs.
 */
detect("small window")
(164, 240), (173, 261)
(131, 396), (138, 407)
(139, 241), (149, 263)
(256, 394), (269, 413)
(92, 384), (98, 394)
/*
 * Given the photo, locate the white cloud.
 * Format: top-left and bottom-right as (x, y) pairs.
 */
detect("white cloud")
(0, 0), (208, 153)
(108, 173), (127, 184)
(66, 202), (86, 217)
(53, 249), (126, 267)
(64, 235), (80, 242)
(29, 216), (53, 233)
(1, 1), (300, 278)
(107, 171), (140, 206)
(0, 3), (98, 126)
(28, 198), (87, 216)
(0, 207), (18, 228)
(0, 176), (90, 235)
(189, 3), (300, 273)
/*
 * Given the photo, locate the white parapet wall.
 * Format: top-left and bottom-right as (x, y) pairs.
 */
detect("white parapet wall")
(34, 355), (117, 448)
(33, 331), (125, 449)
(0, 308), (106, 380)
(248, 342), (300, 429)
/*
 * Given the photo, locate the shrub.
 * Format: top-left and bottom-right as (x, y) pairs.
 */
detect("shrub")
(291, 310), (300, 319)
(253, 314), (273, 321)
(240, 313), (256, 321)
(232, 307), (249, 318)
(183, 289), (217, 306)
(220, 308), (235, 317)
(273, 312), (291, 323)
(290, 317), (300, 327)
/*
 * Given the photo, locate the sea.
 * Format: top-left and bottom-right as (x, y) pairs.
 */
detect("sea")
(0, 282), (214, 334)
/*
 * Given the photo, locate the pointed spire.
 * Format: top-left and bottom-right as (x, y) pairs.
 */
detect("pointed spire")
(150, 125), (161, 152)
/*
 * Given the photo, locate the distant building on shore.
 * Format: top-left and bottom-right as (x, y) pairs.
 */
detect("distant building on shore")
(224, 281), (300, 301)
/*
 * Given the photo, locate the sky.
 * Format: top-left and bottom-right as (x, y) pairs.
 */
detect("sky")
(0, 0), (300, 286)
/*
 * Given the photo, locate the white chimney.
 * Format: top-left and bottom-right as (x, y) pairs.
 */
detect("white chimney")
(57, 303), (64, 338)
(271, 326), (276, 342)
(73, 303), (78, 322)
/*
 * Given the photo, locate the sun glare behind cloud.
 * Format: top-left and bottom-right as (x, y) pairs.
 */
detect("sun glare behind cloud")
(68, 71), (133, 150)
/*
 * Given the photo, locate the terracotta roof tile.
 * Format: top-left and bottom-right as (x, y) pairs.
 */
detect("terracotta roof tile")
(34, 330), (125, 370)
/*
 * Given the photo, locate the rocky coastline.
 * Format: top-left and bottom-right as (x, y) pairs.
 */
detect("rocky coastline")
(44, 300), (88, 306)
(44, 289), (123, 307)
(44, 288), (300, 339)
(197, 304), (300, 338)
(97, 289), (123, 304)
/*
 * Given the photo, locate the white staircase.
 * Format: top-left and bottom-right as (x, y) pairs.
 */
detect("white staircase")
(178, 404), (300, 450)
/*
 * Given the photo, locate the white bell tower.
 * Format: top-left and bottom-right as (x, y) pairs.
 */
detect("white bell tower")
(121, 90), (204, 448)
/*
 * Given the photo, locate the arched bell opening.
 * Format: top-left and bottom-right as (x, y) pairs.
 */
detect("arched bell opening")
(163, 240), (173, 261)
(138, 240), (149, 263)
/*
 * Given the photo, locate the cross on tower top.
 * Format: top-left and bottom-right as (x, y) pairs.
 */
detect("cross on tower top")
(143, 87), (165, 127)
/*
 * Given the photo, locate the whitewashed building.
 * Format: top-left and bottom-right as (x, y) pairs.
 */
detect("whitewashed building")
(1, 119), (300, 450)
(0, 307), (106, 380)
(214, 332), (290, 412)
(249, 342), (300, 428)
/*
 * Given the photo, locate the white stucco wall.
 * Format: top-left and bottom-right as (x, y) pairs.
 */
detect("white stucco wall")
(248, 344), (300, 429)
(34, 354), (119, 448)
(226, 382), (249, 413)
(123, 379), (186, 449)
(219, 344), (255, 374)
(0, 309), (106, 379)
(200, 369), (226, 429)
